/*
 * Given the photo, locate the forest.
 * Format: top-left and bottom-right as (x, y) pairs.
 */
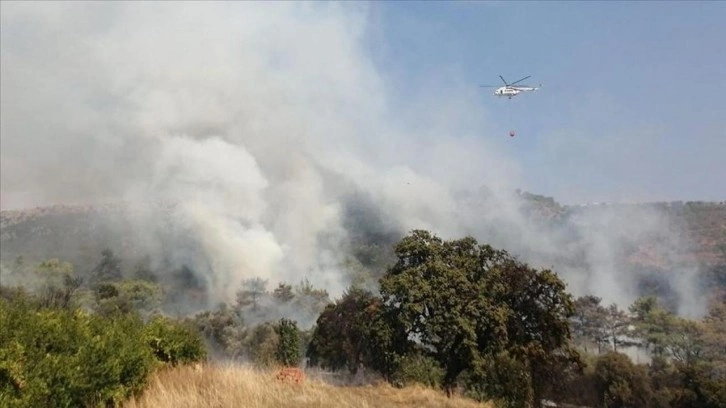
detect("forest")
(1, 229), (724, 408)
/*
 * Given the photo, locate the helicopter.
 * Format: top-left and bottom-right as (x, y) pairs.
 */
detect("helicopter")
(480, 75), (540, 99)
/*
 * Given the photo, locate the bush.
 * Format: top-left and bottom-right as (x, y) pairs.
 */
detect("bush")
(275, 318), (301, 366)
(1, 287), (209, 408)
(463, 352), (533, 408)
(393, 353), (444, 388)
(0, 298), (155, 408)
(594, 352), (654, 408)
(143, 315), (207, 366)
(245, 323), (280, 367)
(117, 280), (163, 312)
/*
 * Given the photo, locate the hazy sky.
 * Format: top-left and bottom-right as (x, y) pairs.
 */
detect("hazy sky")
(1, 1), (724, 209)
(369, 1), (726, 203)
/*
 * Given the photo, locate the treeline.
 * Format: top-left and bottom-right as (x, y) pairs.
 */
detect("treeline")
(0, 249), (334, 407)
(303, 231), (726, 407)
(1, 230), (725, 408)
(562, 294), (725, 407)
(2, 250), (213, 314)
(190, 277), (329, 365)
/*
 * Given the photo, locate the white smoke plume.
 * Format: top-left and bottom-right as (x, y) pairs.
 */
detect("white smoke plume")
(0, 2), (707, 316)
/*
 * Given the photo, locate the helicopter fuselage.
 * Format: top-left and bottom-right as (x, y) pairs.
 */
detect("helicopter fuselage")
(494, 86), (538, 98)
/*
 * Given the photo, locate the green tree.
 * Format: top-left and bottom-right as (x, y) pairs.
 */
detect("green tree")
(394, 352), (445, 388)
(673, 360), (726, 408)
(629, 296), (706, 363)
(0, 298), (155, 408)
(36, 258), (74, 281)
(34, 259), (82, 309)
(172, 264), (203, 290)
(379, 230), (578, 401)
(463, 351), (534, 408)
(275, 318), (301, 366)
(594, 352), (654, 408)
(132, 256), (158, 283)
(700, 297), (726, 374)
(572, 295), (608, 353)
(306, 286), (405, 378)
(244, 322), (279, 367)
(91, 249), (123, 285)
(629, 296), (676, 356)
(236, 277), (268, 311)
(667, 319), (705, 366)
(194, 303), (240, 353)
(143, 316), (207, 366)
(380, 232), (491, 394)
(603, 303), (631, 352)
(294, 277), (331, 316)
(167, 265), (207, 309)
(489, 244), (580, 404)
(272, 283), (294, 303)
(117, 279), (163, 312)
(94, 282), (134, 317)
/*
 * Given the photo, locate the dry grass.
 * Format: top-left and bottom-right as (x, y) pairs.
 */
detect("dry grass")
(124, 363), (495, 408)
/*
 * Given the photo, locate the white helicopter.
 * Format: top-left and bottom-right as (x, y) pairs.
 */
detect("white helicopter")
(480, 75), (540, 99)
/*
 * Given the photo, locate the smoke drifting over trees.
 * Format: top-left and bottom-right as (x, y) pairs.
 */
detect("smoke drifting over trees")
(0, 2), (716, 317)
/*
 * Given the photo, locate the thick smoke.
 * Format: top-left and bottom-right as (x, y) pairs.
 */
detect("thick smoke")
(0, 2), (706, 316)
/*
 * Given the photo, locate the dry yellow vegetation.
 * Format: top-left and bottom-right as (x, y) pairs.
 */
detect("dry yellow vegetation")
(124, 363), (495, 408)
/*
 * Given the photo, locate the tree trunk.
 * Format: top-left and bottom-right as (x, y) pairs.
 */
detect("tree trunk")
(443, 366), (461, 399)
(531, 362), (542, 408)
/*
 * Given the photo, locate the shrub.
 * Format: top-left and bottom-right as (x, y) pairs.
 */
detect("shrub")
(1, 288), (209, 408)
(117, 280), (163, 312)
(245, 323), (279, 367)
(275, 318), (301, 366)
(463, 352), (533, 408)
(143, 315), (207, 366)
(0, 298), (155, 408)
(594, 352), (654, 408)
(393, 353), (444, 388)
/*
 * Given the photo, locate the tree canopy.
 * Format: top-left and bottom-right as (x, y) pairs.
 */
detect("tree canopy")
(312, 229), (581, 403)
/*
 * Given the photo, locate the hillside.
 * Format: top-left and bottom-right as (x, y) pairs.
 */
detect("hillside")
(0, 202), (180, 269)
(518, 193), (726, 267)
(2, 197), (725, 311)
(3, 198), (724, 266)
(124, 364), (494, 408)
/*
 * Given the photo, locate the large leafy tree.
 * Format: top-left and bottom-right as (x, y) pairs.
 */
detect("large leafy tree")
(306, 287), (405, 378)
(379, 232), (495, 393)
(490, 250), (581, 404)
(379, 230), (578, 401)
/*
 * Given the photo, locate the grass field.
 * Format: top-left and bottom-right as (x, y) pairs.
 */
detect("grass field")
(123, 363), (494, 408)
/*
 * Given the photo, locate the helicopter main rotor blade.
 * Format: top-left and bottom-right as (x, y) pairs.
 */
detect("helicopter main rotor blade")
(499, 75), (508, 85)
(509, 75), (531, 85)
